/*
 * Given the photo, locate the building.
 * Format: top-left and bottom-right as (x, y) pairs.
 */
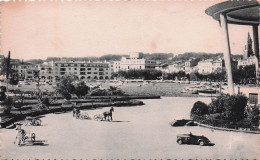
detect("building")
(237, 33), (259, 69)
(243, 33), (254, 59)
(53, 61), (111, 80)
(119, 53), (145, 71)
(164, 62), (185, 73)
(184, 58), (199, 74)
(113, 61), (121, 72)
(198, 59), (224, 74)
(237, 56), (258, 68)
(18, 62), (37, 80)
(9, 60), (36, 80)
(35, 61), (55, 82)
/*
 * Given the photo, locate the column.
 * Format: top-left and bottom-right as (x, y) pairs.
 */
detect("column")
(220, 14), (234, 95)
(252, 25), (259, 84)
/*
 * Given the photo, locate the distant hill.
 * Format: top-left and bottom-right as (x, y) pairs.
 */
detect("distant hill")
(172, 52), (243, 62)
(25, 59), (44, 64)
(172, 52), (223, 61)
(27, 52), (243, 63)
(46, 57), (99, 62)
(143, 53), (174, 60)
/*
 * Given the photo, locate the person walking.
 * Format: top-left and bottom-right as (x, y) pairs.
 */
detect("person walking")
(14, 125), (26, 145)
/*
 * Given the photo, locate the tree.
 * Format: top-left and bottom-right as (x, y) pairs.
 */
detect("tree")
(6, 51), (11, 80)
(74, 81), (90, 98)
(191, 101), (209, 116)
(2, 96), (13, 115)
(56, 76), (76, 100)
(246, 33), (254, 57)
(9, 77), (19, 85)
(233, 65), (255, 84)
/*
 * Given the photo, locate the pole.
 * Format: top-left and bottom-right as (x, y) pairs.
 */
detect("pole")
(252, 25), (259, 85)
(220, 14), (234, 95)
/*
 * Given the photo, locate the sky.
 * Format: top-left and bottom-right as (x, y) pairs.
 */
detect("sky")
(0, 0), (254, 60)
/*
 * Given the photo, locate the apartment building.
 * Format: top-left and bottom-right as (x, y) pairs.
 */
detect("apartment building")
(9, 60), (37, 80)
(53, 61), (111, 80)
(113, 61), (121, 72)
(36, 61), (55, 82)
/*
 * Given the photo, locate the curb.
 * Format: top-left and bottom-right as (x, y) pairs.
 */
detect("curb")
(196, 122), (260, 134)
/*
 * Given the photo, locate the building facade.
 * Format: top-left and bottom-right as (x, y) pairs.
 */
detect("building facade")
(53, 61), (111, 80)
(198, 59), (223, 74)
(237, 56), (258, 68)
(119, 55), (146, 71)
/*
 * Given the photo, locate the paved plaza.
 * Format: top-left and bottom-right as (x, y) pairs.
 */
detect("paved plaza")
(1, 97), (259, 159)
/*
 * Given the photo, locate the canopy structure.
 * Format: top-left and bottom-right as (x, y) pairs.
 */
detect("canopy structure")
(206, 0), (260, 26)
(205, 0), (260, 94)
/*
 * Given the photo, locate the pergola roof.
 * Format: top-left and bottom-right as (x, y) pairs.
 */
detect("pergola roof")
(205, 0), (260, 25)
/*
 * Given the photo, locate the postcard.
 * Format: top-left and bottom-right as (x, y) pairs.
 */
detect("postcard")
(0, 0), (259, 159)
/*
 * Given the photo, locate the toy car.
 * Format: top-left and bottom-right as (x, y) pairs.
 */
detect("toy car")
(177, 133), (214, 146)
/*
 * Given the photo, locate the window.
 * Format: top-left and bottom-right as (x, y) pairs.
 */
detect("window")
(80, 72), (86, 75)
(80, 68), (85, 71)
(249, 93), (258, 105)
(74, 68), (77, 70)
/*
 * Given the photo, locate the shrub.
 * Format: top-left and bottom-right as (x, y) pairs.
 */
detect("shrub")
(208, 94), (226, 114)
(108, 86), (126, 96)
(208, 94), (248, 122)
(90, 88), (108, 96)
(246, 104), (259, 124)
(236, 120), (253, 129)
(191, 101), (209, 116)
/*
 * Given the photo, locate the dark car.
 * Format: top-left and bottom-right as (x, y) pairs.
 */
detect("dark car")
(169, 119), (197, 127)
(177, 133), (214, 146)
